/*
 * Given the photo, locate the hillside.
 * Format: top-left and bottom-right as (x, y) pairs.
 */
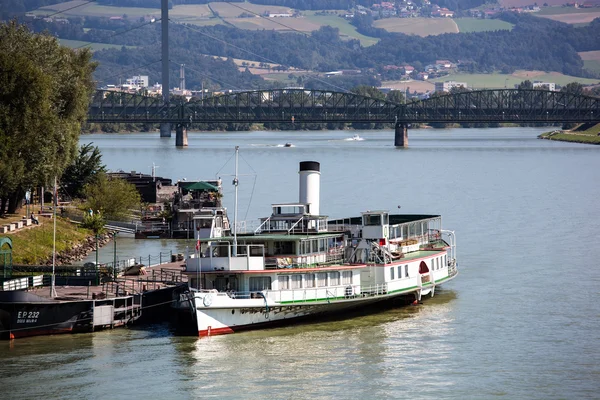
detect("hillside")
(5, 1), (600, 91)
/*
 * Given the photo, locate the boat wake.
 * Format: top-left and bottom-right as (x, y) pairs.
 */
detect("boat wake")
(344, 134), (365, 141)
(250, 143), (295, 148)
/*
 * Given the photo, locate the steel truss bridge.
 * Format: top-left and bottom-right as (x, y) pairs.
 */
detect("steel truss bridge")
(87, 88), (600, 146)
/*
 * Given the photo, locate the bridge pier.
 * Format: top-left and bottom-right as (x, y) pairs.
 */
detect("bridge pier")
(394, 122), (408, 148)
(160, 122), (171, 138)
(175, 124), (188, 147)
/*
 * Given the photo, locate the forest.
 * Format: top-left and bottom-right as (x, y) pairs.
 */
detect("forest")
(20, 9), (599, 90)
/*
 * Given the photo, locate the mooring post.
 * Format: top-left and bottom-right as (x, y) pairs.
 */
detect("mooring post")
(175, 124), (188, 147)
(394, 122), (408, 148)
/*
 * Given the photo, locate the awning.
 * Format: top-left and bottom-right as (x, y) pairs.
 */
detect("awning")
(181, 181), (218, 192)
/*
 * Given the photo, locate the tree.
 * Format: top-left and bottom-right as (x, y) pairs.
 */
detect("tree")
(0, 22), (96, 214)
(561, 82), (584, 96)
(82, 173), (141, 221)
(517, 80), (533, 90)
(386, 90), (406, 104)
(61, 143), (106, 200)
(351, 85), (385, 100)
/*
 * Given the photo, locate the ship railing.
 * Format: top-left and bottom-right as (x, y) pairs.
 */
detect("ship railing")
(137, 221), (170, 233)
(441, 230), (456, 261)
(102, 279), (143, 297)
(0, 275), (44, 291)
(264, 282), (390, 303)
(199, 282), (393, 304)
(447, 258), (458, 276)
(264, 251), (345, 270)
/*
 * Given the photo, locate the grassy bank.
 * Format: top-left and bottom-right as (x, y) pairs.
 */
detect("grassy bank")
(538, 124), (600, 144)
(1, 210), (93, 265)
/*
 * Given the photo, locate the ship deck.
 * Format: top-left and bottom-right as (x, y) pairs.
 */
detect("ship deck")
(20, 261), (187, 302)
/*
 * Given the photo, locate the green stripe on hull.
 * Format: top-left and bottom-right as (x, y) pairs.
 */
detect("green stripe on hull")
(278, 273), (456, 304)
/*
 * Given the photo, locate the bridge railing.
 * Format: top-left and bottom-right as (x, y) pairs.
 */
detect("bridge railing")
(87, 89), (600, 124)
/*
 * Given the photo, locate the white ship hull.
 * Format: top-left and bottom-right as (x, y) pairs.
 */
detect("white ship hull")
(191, 269), (457, 336)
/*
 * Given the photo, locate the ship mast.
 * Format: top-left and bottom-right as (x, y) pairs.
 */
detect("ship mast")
(232, 146), (239, 257)
(50, 176), (57, 298)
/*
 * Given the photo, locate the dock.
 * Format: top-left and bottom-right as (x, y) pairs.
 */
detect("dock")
(0, 261), (189, 339)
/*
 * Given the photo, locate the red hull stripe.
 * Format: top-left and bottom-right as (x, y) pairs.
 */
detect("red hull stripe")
(10, 327), (73, 339)
(199, 326), (235, 337)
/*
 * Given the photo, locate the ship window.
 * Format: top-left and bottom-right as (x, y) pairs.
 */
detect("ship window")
(390, 267), (394, 280)
(409, 224), (416, 236)
(405, 265), (409, 278)
(397, 266), (402, 278)
(330, 271), (340, 286)
(305, 273), (315, 288)
(342, 271), (352, 285)
(311, 239), (318, 253)
(249, 277), (272, 291)
(402, 225), (408, 238)
(300, 241), (308, 255)
(319, 239), (326, 252)
(444, 255), (447, 267)
(317, 272), (327, 287)
(383, 214), (389, 224)
(291, 275), (302, 289)
(278, 275), (289, 290)
(363, 214), (381, 226)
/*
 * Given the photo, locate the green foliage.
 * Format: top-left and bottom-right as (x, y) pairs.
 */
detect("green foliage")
(82, 173), (141, 221)
(561, 82), (585, 95)
(454, 18), (514, 33)
(386, 90), (405, 104)
(517, 80), (533, 90)
(351, 85), (385, 100)
(0, 21), (96, 214)
(61, 143), (107, 200)
(9, 215), (93, 265)
(81, 212), (106, 235)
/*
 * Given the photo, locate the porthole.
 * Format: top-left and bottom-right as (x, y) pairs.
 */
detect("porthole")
(231, 309), (235, 315)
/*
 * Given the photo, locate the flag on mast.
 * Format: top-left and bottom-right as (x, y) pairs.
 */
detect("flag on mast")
(196, 237), (200, 252)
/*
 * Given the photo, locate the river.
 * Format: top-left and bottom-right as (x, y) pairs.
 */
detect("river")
(1, 127), (599, 399)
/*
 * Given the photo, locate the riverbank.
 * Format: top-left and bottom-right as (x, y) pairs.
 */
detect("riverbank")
(0, 208), (111, 265)
(538, 123), (600, 144)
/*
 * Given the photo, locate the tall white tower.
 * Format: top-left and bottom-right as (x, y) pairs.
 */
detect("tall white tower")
(298, 161), (320, 216)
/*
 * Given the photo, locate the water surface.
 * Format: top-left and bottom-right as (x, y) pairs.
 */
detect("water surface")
(2, 128), (599, 399)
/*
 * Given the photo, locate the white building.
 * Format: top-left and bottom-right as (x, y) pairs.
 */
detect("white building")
(125, 75), (149, 89)
(532, 82), (556, 91)
(435, 81), (468, 92)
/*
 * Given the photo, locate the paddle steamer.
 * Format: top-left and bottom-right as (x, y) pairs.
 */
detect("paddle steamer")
(177, 155), (458, 336)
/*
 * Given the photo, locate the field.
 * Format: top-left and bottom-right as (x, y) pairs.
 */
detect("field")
(34, 0), (159, 18)
(538, 11), (600, 24)
(209, 2), (290, 18)
(583, 60), (600, 75)
(430, 71), (600, 89)
(498, 0), (567, 7)
(454, 18), (514, 33)
(536, 5), (599, 15)
(59, 38), (136, 51)
(535, 5), (600, 24)
(225, 16), (321, 32)
(381, 80), (435, 93)
(579, 51), (600, 74)
(374, 17), (458, 36)
(304, 12), (379, 46)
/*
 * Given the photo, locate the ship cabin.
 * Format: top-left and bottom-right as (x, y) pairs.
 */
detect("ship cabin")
(185, 201), (347, 292)
(328, 211), (453, 294)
